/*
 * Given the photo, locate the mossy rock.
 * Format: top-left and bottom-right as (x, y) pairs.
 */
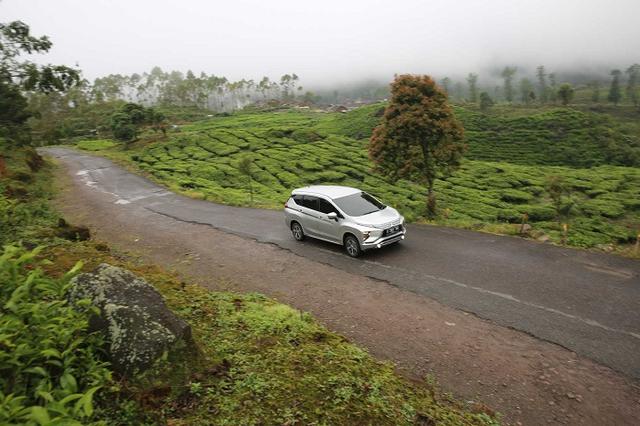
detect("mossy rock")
(69, 264), (194, 376)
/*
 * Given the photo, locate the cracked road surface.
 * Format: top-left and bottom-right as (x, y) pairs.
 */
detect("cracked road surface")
(43, 147), (640, 379)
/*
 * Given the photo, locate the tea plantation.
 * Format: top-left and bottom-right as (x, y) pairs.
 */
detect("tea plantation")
(97, 104), (639, 250)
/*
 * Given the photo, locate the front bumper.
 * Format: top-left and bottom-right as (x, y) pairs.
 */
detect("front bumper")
(361, 230), (406, 250)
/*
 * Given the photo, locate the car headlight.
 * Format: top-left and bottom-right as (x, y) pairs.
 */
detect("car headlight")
(363, 230), (382, 241)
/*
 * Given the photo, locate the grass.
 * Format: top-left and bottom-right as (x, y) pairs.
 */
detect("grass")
(81, 103), (640, 252)
(1, 143), (499, 424)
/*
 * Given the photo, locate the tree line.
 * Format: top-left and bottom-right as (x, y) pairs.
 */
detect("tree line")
(91, 69), (305, 112)
(440, 64), (640, 110)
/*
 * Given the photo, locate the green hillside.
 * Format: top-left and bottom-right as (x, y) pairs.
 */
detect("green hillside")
(87, 105), (640, 251)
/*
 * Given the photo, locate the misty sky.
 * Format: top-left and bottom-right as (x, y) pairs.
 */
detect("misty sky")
(3, 0), (639, 86)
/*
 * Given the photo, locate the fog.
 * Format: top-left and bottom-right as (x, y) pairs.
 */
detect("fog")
(3, 0), (639, 88)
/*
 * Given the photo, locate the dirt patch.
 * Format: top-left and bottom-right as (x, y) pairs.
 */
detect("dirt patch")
(52, 162), (640, 425)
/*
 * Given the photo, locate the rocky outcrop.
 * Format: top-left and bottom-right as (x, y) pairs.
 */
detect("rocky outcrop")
(69, 264), (192, 375)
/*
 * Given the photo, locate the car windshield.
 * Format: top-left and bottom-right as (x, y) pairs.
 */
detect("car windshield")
(333, 192), (386, 217)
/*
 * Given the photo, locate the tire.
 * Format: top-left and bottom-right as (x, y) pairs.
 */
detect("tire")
(344, 234), (361, 258)
(291, 221), (305, 241)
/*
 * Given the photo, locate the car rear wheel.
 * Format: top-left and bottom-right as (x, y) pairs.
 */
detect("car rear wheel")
(291, 222), (305, 241)
(344, 234), (361, 258)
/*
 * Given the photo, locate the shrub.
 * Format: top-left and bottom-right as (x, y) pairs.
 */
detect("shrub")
(0, 247), (112, 424)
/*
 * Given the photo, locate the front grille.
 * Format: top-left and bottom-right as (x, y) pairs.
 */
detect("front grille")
(383, 224), (403, 236)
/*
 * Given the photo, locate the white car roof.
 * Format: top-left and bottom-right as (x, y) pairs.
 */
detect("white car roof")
(292, 185), (361, 199)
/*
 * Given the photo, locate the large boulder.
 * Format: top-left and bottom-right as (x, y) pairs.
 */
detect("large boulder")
(69, 264), (192, 376)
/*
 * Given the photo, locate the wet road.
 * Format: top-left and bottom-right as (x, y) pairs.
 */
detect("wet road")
(43, 147), (640, 378)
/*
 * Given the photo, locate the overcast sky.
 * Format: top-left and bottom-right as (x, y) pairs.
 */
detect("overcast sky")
(3, 0), (639, 86)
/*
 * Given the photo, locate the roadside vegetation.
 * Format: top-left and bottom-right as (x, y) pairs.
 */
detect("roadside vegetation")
(78, 102), (639, 253)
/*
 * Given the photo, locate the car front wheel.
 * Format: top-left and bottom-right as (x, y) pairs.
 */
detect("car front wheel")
(344, 234), (361, 258)
(291, 222), (305, 241)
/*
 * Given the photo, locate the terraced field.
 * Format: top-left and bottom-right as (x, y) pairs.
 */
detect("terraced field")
(86, 104), (640, 250)
(457, 107), (640, 167)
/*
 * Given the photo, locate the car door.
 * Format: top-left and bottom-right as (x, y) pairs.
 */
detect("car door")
(297, 195), (322, 237)
(316, 198), (342, 243)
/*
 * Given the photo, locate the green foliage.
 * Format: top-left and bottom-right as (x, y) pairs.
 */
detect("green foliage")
(557, 83), (574, 106)
(0, 246), (112, 425)
(608, 70), (622, 106)
(501, 67), (517, 102)
(479, 92), (494, 112)
(0, 20), (81, 145)
(110, 103), (166, 145)
(369, 74), (465, 217)
(237, 154), (255, 204)
(0, 21), (80, 94)
(626, 64), (640, 107)
(456, 107), (640, 167)
(0, 145), (60, 246)
(545, 175), (573, 219)
(467, 73), (478, 103)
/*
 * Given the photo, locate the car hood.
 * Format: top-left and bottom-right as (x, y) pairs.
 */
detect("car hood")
(353, 207), (402, 229)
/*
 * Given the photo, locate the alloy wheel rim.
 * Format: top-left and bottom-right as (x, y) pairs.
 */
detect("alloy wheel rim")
(347, 239), (357, 256)
(293, 225), (302, 239)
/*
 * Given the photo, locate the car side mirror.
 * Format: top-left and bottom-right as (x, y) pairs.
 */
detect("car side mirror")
(327, 212), (338, 221)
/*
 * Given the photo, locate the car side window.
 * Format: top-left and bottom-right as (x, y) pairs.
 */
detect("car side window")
(292, 194), (304, 205)
(318, 198), (338, 215)
(302, 196), (319, 211)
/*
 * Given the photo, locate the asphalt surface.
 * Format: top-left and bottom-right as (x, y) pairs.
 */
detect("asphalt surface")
(43, 147), (640, 379)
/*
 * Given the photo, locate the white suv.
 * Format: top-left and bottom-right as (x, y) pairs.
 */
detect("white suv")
(284, 185), (405, 257)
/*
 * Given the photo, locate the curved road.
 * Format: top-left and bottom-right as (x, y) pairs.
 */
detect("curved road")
(43, 147), (640, 378)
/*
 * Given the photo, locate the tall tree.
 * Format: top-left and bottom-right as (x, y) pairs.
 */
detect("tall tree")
(453, 82), (464, 102)
(0, 20), (81, 173)
(557, 83), (574, 106)
(626, 64), (640, 107)
(237, 155), (255, 205)
(536, 66), (548, 103)
(466, 73), (478, 103)
(608, 69), (622, 106)
(501, 66), (517, 102)
(519, 78), (534, 104)
(590, 81), (601, 103)
(548, 72), (558, 103)
(369, 75), (465, 218)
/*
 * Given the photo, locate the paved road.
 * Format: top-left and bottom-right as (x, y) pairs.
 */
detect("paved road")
(44, 147), (640, 378)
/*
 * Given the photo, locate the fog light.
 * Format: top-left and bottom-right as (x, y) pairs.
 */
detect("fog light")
(401, 235), (405, 240)
(377, 243), (382, 248)
(363, 232), (370, 240)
